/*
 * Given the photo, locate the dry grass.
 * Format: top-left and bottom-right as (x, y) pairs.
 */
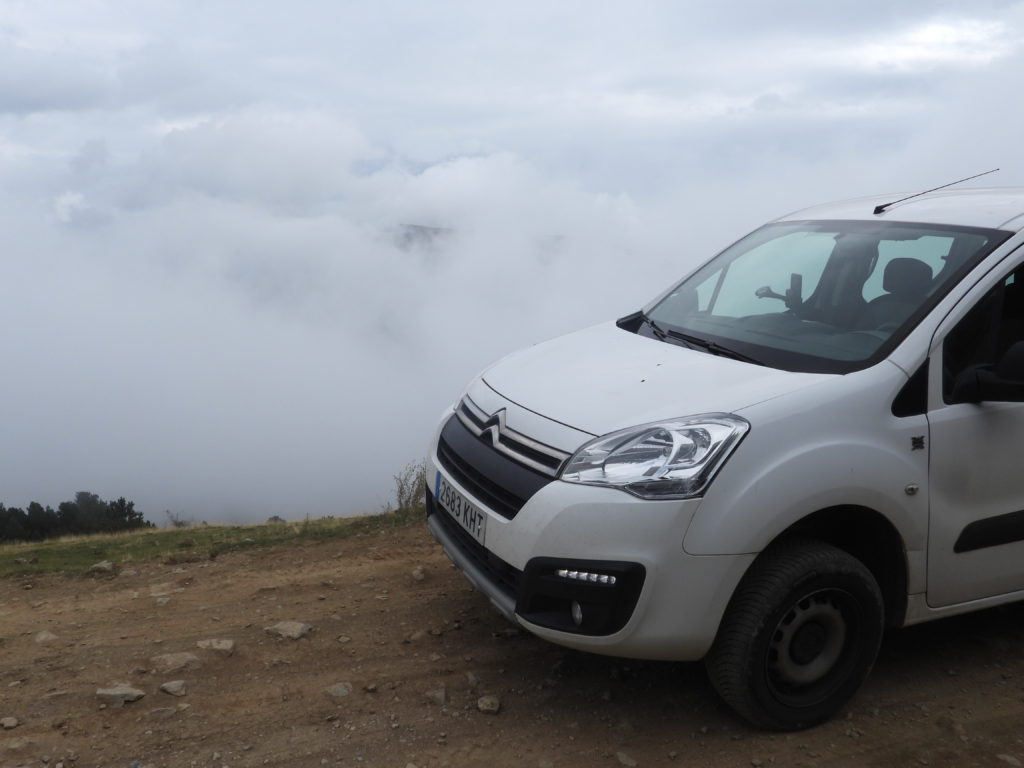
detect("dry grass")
(0, 504), (423, 579)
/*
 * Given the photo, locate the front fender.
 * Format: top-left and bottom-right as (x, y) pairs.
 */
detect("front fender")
(683, 362), (928, 565)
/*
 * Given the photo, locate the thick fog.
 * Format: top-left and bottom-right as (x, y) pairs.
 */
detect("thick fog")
(2, 1), (1023, 522)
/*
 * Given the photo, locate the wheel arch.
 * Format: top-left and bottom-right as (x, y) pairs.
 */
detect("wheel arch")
(765, 505), (908, 628)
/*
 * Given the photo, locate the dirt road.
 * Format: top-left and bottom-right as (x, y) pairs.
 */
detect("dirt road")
(3, 522), (1024, 767)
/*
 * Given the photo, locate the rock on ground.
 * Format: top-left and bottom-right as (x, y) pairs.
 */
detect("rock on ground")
(159, 680), (188, 697)
(264, 621), (313, 640)
(150, 652), (202, 674)
(326, 682), (353, 699)
(477, 695), (501, 714)
(424, 685), (447, 705)
(96, 684), (146, 707)
(196, 638), (235, 656)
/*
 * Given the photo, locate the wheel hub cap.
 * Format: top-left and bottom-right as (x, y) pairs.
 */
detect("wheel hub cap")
(770, 592), (848, 687)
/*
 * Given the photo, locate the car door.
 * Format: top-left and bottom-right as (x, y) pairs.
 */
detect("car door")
(927, 255), (1024, 607)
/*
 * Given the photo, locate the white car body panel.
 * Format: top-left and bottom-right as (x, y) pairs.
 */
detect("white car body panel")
(685, 361), (928, 563)
(464, 376), (595, 450)
(481, 322), (827, 436)
(923, 240), (1024, 606)
(778, 188), (1024, 229)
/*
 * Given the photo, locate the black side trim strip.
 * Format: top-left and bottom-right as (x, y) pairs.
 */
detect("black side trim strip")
(954, 509), (1024, 553)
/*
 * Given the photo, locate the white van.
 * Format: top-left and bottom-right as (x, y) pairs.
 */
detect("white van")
(425, 187), (1024, 729)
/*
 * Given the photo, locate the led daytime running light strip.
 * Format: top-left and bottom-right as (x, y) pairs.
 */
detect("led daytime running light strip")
(556, 568), (617, 585)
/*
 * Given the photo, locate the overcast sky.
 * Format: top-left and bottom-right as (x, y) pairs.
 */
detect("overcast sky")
(1, 1), (1022, 523)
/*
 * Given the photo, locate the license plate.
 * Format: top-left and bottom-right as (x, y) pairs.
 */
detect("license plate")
(434, 471), (487, 545)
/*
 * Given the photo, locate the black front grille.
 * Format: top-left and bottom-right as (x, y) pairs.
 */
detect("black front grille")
(426, 490), (522, 601)
(456, 399), (567, 475)
(437, 415), (552, 520)
(495, 432), (563, 473)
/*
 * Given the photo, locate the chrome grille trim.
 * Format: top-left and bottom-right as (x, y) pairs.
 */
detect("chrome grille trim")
(456, 396), (571, 478)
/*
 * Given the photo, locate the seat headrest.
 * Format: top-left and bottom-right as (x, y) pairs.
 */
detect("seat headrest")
(883, 258), (932, 299)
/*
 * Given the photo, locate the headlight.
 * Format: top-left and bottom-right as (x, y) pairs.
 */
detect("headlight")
(560, 414), (749, 499)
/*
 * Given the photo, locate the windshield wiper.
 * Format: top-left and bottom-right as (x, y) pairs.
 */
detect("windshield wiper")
(665, 329), (763, 365)
(641, 312), (669, 340)
(642, 312), (702, 350)
(641, 313), (762, 365)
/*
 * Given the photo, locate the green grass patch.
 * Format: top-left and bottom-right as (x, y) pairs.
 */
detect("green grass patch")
(0, 504), (424, 579)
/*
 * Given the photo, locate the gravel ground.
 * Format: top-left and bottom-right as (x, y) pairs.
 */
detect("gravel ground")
(4, 522), (1024, 767)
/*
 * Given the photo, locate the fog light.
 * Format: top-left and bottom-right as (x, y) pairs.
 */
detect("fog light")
(571, 600), (584, 626)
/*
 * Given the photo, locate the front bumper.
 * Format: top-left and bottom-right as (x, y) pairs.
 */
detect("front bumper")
(427, 490), (519, 621)
(427, 490), (646, 635)
(426, 421), (756, 660)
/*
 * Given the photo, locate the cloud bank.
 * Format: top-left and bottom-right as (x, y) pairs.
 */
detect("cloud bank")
(1, 1), (1022, 521)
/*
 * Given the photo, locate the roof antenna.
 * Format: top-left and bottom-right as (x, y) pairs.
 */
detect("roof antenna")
(873, 168), (1000, 215)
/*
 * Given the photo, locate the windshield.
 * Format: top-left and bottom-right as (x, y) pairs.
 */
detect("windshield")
(644, 219), (1012, 373)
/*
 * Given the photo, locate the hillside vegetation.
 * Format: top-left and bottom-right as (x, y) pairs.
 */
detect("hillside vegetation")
(0, 491), (150, 542)
(0, 460), (429, 578)
(0, 505), (422, 579)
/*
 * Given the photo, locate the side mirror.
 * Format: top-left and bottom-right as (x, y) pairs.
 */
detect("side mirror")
(952, 341), (1024, 403)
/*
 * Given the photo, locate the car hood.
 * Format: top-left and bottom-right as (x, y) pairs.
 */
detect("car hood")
(481, 321), (830, 436)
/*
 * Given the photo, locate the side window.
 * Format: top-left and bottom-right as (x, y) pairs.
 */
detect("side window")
(943, 266), (1024, 401)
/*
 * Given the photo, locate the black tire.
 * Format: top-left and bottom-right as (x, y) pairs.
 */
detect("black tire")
(705, 539), (885, 731)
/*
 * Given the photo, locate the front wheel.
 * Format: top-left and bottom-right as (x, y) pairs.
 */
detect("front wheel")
(705, 539), (884, 730)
